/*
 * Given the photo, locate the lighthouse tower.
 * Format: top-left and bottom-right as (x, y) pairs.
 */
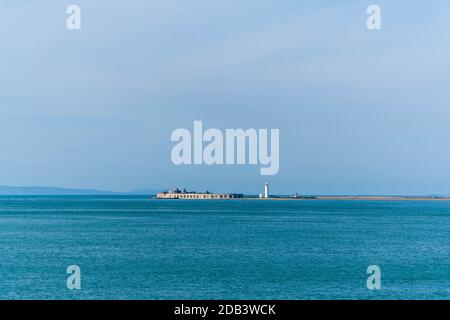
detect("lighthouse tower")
(264, 182), (269, 198)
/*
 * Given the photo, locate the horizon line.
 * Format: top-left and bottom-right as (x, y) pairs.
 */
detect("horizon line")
(0, 185), (449, 198)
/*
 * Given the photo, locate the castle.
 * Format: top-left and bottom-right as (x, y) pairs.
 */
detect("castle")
(156, 188), (243, 199)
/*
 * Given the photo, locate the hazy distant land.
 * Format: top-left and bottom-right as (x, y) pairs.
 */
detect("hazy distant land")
(0, 185), (161, 196)
(265, 195), (450, 201)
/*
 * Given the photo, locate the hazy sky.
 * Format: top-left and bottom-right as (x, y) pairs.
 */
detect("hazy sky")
(1, 0), (450, 195)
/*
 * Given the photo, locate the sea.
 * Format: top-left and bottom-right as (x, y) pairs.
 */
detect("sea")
(0, 195), (449, 300)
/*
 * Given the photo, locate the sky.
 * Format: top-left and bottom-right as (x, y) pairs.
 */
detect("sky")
(1, 0), (450, 195)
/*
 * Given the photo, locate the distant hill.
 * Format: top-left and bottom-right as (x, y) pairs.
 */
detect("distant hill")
(128, 188), (163, 195)
(0, 185), (161, 196)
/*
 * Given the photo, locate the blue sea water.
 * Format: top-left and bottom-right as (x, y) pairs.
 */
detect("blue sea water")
(0, 196), (450, 300)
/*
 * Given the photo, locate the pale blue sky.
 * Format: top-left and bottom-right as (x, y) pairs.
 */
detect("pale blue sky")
(1, 1), (450, 194)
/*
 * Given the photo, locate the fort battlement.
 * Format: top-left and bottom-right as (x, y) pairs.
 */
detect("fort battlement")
(156, 188), (243, 200)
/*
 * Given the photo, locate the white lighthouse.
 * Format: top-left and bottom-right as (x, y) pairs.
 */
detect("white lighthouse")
(264, 182), (269, 198)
